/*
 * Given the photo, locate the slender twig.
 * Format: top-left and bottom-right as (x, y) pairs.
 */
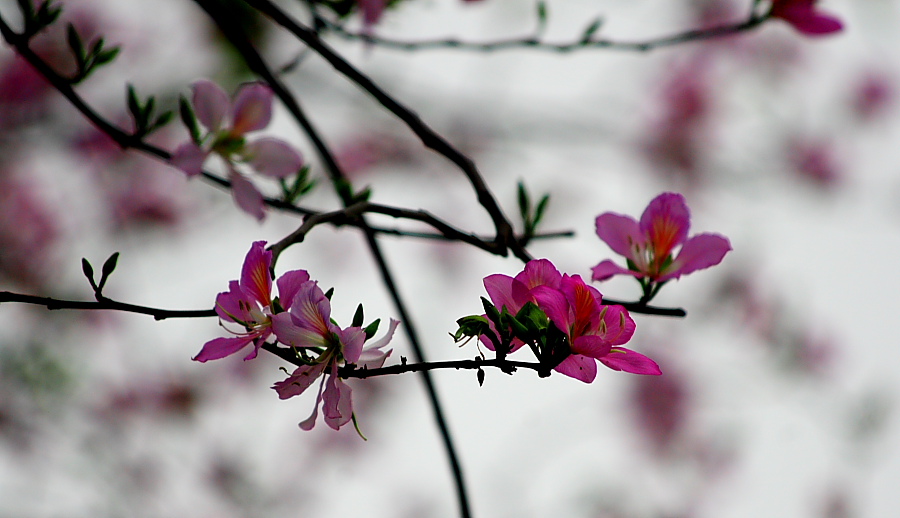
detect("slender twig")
(321, 15), (767, 53)
(191, 3), (474, 516)
(0, 291), (216, 320)
(242, 0), (529, 262)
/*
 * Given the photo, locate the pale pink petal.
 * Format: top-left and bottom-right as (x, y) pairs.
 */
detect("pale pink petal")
(358, 318), (400, 368)
(191, 79), (230, 132)
(240, 241), (272, 307)
(229, 169), (266, 221)
(170, 142), (208, 177)
(231, 82), (273, 135)
(515, 258), (562, 290)
(215, 280), (251, 323)
(276, 270), (311, 310)
(595, 212), (643, 258)
(599, 348), (662, 375)
(323, 367), (354, 430)
(659, 232), (732, 282)
(192, 335), (252, 362)
(288, 282), (334, 337)
(299, 374), (328, 430)
(338, 326), (366, 364)
(639, 192), (691, 260)
(272, 312), (328, 348)
(571, 335), (612, 359)
(244, 138), (303, 178)
(591, 259), (639, 282)
(272, 363), (327, 399)
(553, 354), (598, 383)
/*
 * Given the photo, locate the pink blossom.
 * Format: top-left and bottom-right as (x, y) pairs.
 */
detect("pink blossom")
(272, 281), (399, 431)
(592, 192), (731, 284)
(357, 0), (386, 31)
(532, 274), (660, 382)
(193, 241), (310, 362)
(170, 80), (304, 220)
(768, 0), (843, 36)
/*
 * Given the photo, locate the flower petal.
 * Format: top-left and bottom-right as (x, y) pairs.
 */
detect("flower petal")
(272, 363), (327, 399)
(191, 79), (230, 132)
(323, 367), (354, 430)
(288, 282), (334, 337)
(659, 232), (732, 282)
(595, 212), (643, 259)
(531, 285), (572, 335)
(240, 241), (272, 307)
(192, 335), (252, 362)
(276, 270), (311, 311)
(339, 326), (367, 364)
(170, 142), (208, 177)
(515, 258), (563, 291)
(591, 259), (639, 282)
(231, 82), (273, 135)
(553, 354), (598, 383)
(299, 374), (328, 430)
(596, 304), (636, 346)
(639, 192), (691, 261)
(272, 312), (329, 348)
(244, 137), (304, 178)
(229, 169), (267, 221)
(215, 280), (250, 323)
(599, 347), (662, 375)
(571, 335), (612, 359)
(358, 318), (400, 368)
(483, 274), (520, 315)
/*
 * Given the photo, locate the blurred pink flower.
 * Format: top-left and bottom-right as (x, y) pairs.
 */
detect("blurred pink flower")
(787, 138), (842, 188)
(768, 0), (843, 36)
(272, 281), (398, 431)
(592, 192), (731, 284)
(171, 80), (303, 220)
(0, 172), (59, 290)
(193, 241), (310, 362)
(531, 274), (660, 381)
(852, 72), (894, 121)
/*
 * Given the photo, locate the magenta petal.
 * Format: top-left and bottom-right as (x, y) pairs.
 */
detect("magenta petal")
(571, 335), (612, 359)
(554, 354), (598, 383)
(193, 336), (252, 362)
(597, 304), (636, 346)
(273, 363), (327, 399)
(484, 274), (520, 314)
(191, 80), (230, 132)
(338, 326), (366, 364)
(591, 260), (638, 282)
(288, 282), (333, 337)
(215, 280), (250, 322)
(244, 138), (303, 178)
(640, 192), (691, 258)
(240, 241), (272, 307)
(358, 0), (387, 28)
(531, 285), (572, 335)
(660, 232), (732, 282)
(599, 348), (662, 375)
(272, 312), (328, 348)
(170, 142), (208, 177)
(783, 10), (843, 35)
(229, 170), (266, 221)
(276, 270), (311, 310)
(231, 82), (273, 135)
(516, 258), (562, 290)
(595, 212), (643, 258)
(323, 368), (353, 430)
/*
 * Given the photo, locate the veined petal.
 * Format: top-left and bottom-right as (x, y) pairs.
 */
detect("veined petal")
(323, 366), (354, 430)
(338, 326), (367, 364)
(170, 142), (208, 177)
(299, 374), (328, 430)
(240, 241), (272, 307)
(215, 280), (251, 323)
(288, 282), (333, 337)
(591, 259), (639, 282)
(231, 82), (273, 135)
(358, 318), (400, 368)
(244, 138), (304, 178)
(560, 275), (602, 337)
(640, 192), (691, 261)
(516, 258), (563, 291)
(192, 335), (253, 362)
(571, 335), (613, 360)
(553, 354), (598, 383)
(276, 270), (311, 311)
(531, 285), (572, 336)
(595, 304), (636, 346)
(483, 274), (520, 315)
(595, 212), (643, 259)
(272, 312), (328, 348)
(599, 348), (662, 375)
(191, 79), (229, 132)
(272, 362), (327, 399)
(659, 232), (732, 282)
(229, 169), (266, 221)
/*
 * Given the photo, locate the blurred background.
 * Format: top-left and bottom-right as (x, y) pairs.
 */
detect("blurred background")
(1, 0), (898, 516)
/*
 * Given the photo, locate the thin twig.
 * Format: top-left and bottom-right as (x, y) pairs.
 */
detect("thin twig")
(0, 291), (216, 320)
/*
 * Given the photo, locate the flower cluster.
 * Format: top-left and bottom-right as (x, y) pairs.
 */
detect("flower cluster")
(592, 192), (731, 303)
(460, 259), (661, 383)
(171, 81), (304, 221)
(194, 241), (398, 432)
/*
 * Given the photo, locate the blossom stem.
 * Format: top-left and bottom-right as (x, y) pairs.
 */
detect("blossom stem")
(0, 291), (217, 320)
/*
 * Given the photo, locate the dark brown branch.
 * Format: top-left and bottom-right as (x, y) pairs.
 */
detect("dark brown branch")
(0, 291), (216, 320)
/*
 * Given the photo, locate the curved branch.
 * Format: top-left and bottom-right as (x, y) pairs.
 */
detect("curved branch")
(0, 291), (216, 320)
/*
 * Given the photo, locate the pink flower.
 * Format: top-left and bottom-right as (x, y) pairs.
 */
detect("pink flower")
(768, 0), (843, 36)
(170, 80), (304, 220)
(592, 192), (731, 285)
(193, 241), (310, 362)
(481, 258), (562, 353)
(357, 0), (386, 31)
(272, 281), (399, 431)
(532, 274), (661, 382)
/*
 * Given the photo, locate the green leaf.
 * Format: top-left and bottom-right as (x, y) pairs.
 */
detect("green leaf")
(536, 1), (548, 26)
(152, 111), (174, 131)
(323, 287), (334, 300)
(517, 180), (530, 224)
(100, 252), (119, 281)
(93, 46), (120, 67)
(533, 194), (550, 228)
(363, 318), (381, 340)
(351, 303), (364, 328)
(581, 17), (604, 43)
(66, 24), (84, 62)
(81, 258), (95, 289)
(179, 96), (201, 144)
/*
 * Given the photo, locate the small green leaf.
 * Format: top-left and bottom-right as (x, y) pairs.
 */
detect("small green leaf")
(66, 24), (84, 62)
(477, 367), (485, 387)
(536, 1), (547, 25)
(98, 252), (119, 289)
(81, 258), (96, 290)
(363, 318), (381, 340)
(517, 180), (530, 223)
(533, 194), (550, 227)
(581, 17), (604, 43)
(179, 96), (201, 144)
(151, 111), (174, 131)
(351, 303), (364, 328)
(127, 85), (141, 120)
(323, 287), (334, 300)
